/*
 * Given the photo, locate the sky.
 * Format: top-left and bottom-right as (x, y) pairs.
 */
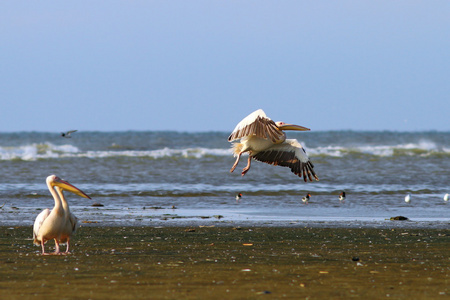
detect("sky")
(1, 1), (449, 132)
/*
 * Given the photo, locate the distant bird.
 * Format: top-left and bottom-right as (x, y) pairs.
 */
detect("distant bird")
(405, 194), (411, 203)
(33, 175), (91, 255)
(302, 193), (311, 204)
(61, 130), (77, 138)
(444, 193), (449, 202)
(339, 191), (346, 202)
(228, 109), (319, 182)
(235, 193), (242, 202)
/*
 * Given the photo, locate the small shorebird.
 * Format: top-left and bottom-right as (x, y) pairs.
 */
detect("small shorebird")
(339, 191), (346, 202)
(33, 175), (91, 255)
(404, 194), (411, 203)
(61, 130), (77, 138)
(444, 193), (449, 202)
(235, 193), (242, 202)
(228, 109), (318, 181)
(302, 193), (311, 204)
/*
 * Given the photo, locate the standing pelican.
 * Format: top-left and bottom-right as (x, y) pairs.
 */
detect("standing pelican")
(61, 130), (77, 138)
(54, 186), (79, 253)
(228, 109), (319, 182)
(33, 175), (90, 255)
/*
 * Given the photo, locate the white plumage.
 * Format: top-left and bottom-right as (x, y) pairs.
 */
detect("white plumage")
(33, 175), (90, 255)
(228, 109), (318, 182)
(404, 194), (411, 203)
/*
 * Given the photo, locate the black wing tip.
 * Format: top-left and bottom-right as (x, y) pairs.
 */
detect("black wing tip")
(252, 150), (319, 182)
(295, 172), (319, 182)
(293, 162), (319, 182)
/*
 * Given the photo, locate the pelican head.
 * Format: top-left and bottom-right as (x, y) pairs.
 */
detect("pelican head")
(275, 122), (310, 131)
(47, 175), (91, 199)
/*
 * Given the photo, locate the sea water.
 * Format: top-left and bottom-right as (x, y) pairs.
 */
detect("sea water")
(0, 131), (449, 227)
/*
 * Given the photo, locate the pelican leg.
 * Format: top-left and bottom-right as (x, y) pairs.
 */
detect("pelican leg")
(53, 239), (61, 255)
(41, 240), (47, 255)
(241, 156), (252, 176)
(230, 152), (242, 173)
(65, 238), (71, 254)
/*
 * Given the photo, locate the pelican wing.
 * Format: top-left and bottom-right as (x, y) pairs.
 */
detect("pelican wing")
(228, 109), (285, 143)
(252, 139), (319, 182)
(33, 208), (50, 244)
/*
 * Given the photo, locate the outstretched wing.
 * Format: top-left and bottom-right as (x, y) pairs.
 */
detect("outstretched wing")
(228, 109), (285, 143)
(252, 139), (319, 182)
(33, 208), (50, 244)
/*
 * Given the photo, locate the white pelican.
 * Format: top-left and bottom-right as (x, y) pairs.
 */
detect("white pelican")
(228, 109), (319, 182)
(444, 193), (449, 202)
(33, 175), (90, 255)
(339, 191), (346, 202)
(61, 130), (77, 138)
(405, 194), (411, 203)
(302, 193), (311, 204)
(54, 186), (79, 253)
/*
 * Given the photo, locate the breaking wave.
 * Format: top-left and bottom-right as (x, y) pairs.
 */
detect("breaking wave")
(0, 140), (448, 161)
(0, 142), (230, 161)
(306, 140), (449, 158)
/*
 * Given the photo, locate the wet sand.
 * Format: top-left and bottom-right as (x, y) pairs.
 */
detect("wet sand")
(0, 225), (448, 299)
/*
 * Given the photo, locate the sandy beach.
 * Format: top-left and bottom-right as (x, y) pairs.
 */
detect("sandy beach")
(0, 225), (448, 299)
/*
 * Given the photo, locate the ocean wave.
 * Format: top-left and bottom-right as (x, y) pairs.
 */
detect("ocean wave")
(0, 140), (448, 161)
(306, 140), (449, 157)
(80, 147), (231, 159)
(0, 142), (231, 161)
(0, 143), (79, 161)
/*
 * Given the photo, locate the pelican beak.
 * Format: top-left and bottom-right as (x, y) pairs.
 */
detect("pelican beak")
(277, 124), (310, 131)
(54, 178), (91, 199)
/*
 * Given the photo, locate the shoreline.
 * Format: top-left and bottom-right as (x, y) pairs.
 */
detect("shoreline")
(2, 204), (449, 229)
(2, 217), (449, 230)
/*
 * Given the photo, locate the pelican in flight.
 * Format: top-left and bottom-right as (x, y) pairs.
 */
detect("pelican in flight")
(33, 175), (91, 255)
(61, 130), (77, 138)
(228, 109), (319, 181)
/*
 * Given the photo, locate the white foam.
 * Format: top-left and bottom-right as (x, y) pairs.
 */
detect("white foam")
(0, 144), (233, 160)
(81, 147), (231, 159)
(0, 139), (448, 161)
(0, 142), (80, 161)
(306, 139), (447, 157)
